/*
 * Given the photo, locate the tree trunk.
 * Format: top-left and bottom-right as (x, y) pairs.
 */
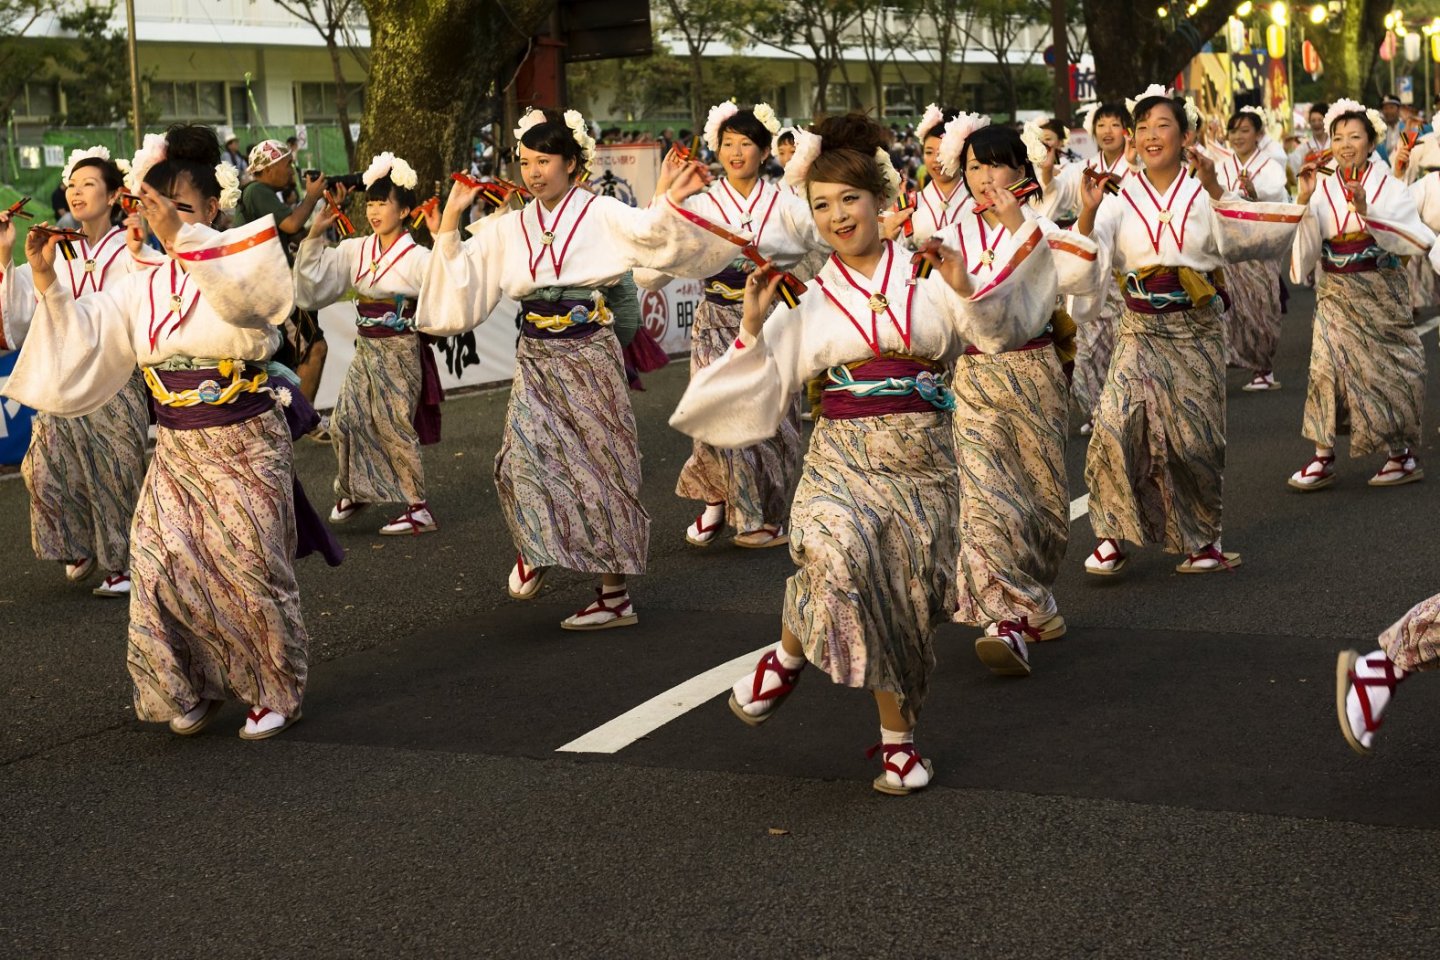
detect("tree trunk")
(812, 61), (832, 115)
(1085, 2), (1239, 102)
(359, 0), (554, 201)
(690, 47), (705, 135)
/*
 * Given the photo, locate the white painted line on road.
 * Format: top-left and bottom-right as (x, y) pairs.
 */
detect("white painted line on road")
(556, 643), (772, 754)
(1417, 316), (1440, 337)
(558, 492), (1099, 755)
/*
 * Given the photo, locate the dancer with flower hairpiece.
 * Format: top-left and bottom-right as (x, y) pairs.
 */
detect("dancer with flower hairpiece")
(671, 114), (1061, 794)
(418, 108), (741, 630)
(294, 151), (444, 536)
(882, 104), (974, 246)
(1, 123), (330, 740)
(646, 99), (825, 550)
(1287, 100), (1436, 493)
(931, 120), (1103, 674)
(1075, 86), (1303, 577)
(0, 146), (158, 598)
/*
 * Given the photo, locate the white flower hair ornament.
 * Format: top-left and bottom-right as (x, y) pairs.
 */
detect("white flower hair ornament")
(1020, 120), (1051, 165)
(127, 132), (168, 193)
(874, 148), (903, 204)
(704, 100), (740, 152)
(917, 103), (946, 142)
(1076, 101), (1101, 134)
(937, 112), (991, 178)
(1182, 98), (1203, 131)
(563, 109), (596, 177)
(62, 146), (113, 187)
(362, 152), (418, 190)
(1125, 84), (1173, 114)
(783, 128), (823, 190)
(1322, 99), (1385, 142)
(513, 108), (546, 143)
(215, 161), (241, 211)
(752, 103), (781, 139)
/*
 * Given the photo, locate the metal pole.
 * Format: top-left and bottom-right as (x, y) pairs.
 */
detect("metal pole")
(124, 0), (142, 150)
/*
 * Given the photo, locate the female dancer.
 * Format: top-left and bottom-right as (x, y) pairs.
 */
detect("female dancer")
(294, 152), (443, 535)
(417, 108), (740, 630)
(1038, 102), (1135, 432)
(936, 120), (1102, 671)
(1, 124), (309, 739)
(1, 147), (155, 597)
(1076, 87), (1302, 576)
(1217, 107), (1289, 392)
(884, 104), (970, 245)
(647, 102), (820, 549)
(1287, 100), (1435, 492)
(671, 114), (1058, 794)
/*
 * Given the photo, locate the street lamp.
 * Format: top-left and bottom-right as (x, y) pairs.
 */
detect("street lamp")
(1237, 1), (1254, 16)
(1308, 4), (1326, 25)
(1270, 1), (1288, 26)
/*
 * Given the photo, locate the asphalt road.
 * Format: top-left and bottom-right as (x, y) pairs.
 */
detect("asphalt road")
(5, 285), (1440, 959)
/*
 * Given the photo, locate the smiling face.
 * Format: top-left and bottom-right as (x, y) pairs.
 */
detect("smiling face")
(366, 192), (411, 238)
(64, 163), (119, 228)
(1308, 110), (1326, 137)
(1330, 117), (1373, 168)
(776, 139), (795, 167)
(1093, 115), (1128, 158)
(922, 134), (953, 188)
(518, 144), (578, 205)
(1227, 116), (1260, 158)
(719, 129), (767, 182)
(1134, 101), (1185, 173)
(807, 180), (881, 261)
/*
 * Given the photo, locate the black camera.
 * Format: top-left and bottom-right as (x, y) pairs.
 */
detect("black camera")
(327, 172), (365, 191)
(303, 169), (322, 182)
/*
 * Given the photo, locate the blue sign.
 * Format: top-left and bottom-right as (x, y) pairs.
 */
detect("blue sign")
(0, 350), (35, 466)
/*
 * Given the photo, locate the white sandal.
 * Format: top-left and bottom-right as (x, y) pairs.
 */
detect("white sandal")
(685, 502), (725, 547)
(379, 502), (437, 535)
(1336, 649), (1405, 756)
(868, 742), (934, 796)
(975, 619), (1034, 677)
(329, 497), (365, 523)
(560, 587), (638, 631)
(1175, 543), (1242, 574)
(1084, 538), (1126, 576)
(1369, 451), (1423, 487)
(93, 572), (131, 598)
(64, 557), (96, 582)
(238, 706), (301, 740)
(733, 525), (789, 549)
(507, 553), (549, 600)
(1288, 454), (1335, 491)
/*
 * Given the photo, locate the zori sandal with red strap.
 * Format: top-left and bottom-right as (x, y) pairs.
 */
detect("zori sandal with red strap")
(975, 618), (1035, 677)
(868, 741), (933, 796)
(1369, 450), (1423, 487)
(507, 553), (549, 600)
(685, 502), (725, 547)
(561, 587), (637, 631)
(379, 502), (437, 535)
(1336, 649), (1406, 756)
(238, 706), (302, 741)
(1084, 538), (1127, 576)
(728, 649), (803, 726)
(733, 525), (789, 549)
(1288, 453), (1335, 491)
(1175, 543), (1241, 574)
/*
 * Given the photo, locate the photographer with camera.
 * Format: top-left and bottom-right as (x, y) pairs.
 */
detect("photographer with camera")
(234, 139), (334, 412)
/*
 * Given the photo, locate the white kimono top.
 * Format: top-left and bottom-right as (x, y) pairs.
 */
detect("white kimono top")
(1, 225), (160, 350)
(1, 216), (293, 417)
(1040, 152), (1132, 224)
(294, 231), (429, 324)
(932, 205), (1103, 300)
(908, 178), (972, 245)
(1077, 169), (1304, 322)
(1217, 150), (1289, 203)
(417, 189), (741, 335)
(668, 230), (1058, 448)
(1290, 160), (1439, 282)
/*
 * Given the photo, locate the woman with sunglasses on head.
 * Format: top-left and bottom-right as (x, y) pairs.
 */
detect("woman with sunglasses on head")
(671, 113), (1060, 794)
(1075, 87), (1303, 578)
(1287, 100), (1436, 494)
(418, 108), (740, 631)
(0, 147), (158, 599)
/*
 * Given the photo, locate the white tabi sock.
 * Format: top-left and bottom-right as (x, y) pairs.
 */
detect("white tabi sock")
(732, 641), (805, 716)
(879, 726), (930, 789)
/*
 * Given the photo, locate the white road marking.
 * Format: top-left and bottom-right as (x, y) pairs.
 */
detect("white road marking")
(556, 492), (1097, 754)
(556, 644), (772, 754)
(1416, 315), (1440, 337)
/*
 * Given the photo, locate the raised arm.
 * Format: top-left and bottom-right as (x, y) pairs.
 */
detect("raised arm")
(415, 179), (504, 336)
(294, 235), (360, 309)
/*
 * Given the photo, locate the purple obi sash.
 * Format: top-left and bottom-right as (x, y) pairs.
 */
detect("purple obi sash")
(820, 357), (950, 421)
(1321, 234), (1396, 274)
(703, 266), (749, 305)
(519, 298), (605, 340)
(354, 306), (443, 446)
(1121, 268), (1231, 315)
(147, 366), (343, 567)
(356, 296), (415, 329)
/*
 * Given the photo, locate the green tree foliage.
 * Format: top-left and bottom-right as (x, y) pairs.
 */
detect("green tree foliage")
(55, 3), (157, 127)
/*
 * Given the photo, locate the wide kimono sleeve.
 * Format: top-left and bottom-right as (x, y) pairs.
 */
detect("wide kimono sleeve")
(294, 235), (362, 309)
(601, 196), (747, 279)
(1289, 197), (1324, 285)
(1362, 174), (1438, 258)
(171, 215), (295, 329)
(668, 300), (810, 448)
(1211, 197), (1306, 262)
(414, 215), (504, 336)
(1069, 197), (1123, 324)
(0, 261), (36, 350)
(1039, 163), (1083, 223)
(1, 271), (144, 417)
(925, 219), (1057, 354)
(1036, 217), (1103, 297)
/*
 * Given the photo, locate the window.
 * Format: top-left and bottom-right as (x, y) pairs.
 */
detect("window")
(15, 81), (58, 119)
(883, 84), (926, 118)
(822, 83), (858, 112)
(296, 82), (364, 122)
(147, 80), (228, 122)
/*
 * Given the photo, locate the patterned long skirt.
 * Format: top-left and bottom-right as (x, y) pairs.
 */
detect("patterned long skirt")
(128, 408), (308, 721)
(496, 327), (648, 575)
(332, 333), (426, 505)
(1224, 259), (1283, 372)
(1085, 297), (1227, 555)
(1380, 592), (1440, 673)
(952, 348), (1070, 627)
(1071, 283), (1120, 421)
(674, 299), (803, 531)
(1304, 267), (1424, 457)
(22, 371), (148, 573)
(1406, 252), (1438, 314)
(782, 412), (958, 724)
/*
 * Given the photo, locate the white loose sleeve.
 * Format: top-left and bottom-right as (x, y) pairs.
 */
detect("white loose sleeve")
(1037, 219), (1103, 297)
(1212, 199), (1306, 262)
(170, 216), (294, 329)
(1289, 204), (1323, 285)
(931, 221), (1056, 353)
(1362, 177), (1437, 257)
(603, 197), (748, 278)
(1039, 164), (1082, 222)
(1069, 199), (1121, 324)
(415, 221), (503, 336)
(293, 236), (358, 309)
(0, 262), (36, 350)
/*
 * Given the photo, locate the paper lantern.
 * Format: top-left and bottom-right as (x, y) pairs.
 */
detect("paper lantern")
(1406, 32), (1422, 62)
(1302, 39), (1323, 75)
(1380, 29), (1396, 62)
(1267, 23), (1287, 58)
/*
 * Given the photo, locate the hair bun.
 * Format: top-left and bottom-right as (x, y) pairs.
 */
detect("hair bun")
(811, 113), (889, 157)
(162, 123), (222, 166)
